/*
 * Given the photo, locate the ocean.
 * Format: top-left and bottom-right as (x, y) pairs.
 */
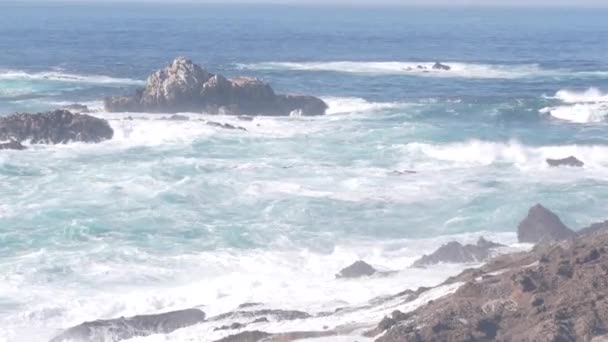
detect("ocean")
(1, 2), (608, 341)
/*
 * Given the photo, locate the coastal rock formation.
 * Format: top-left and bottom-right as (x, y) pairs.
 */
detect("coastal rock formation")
(412, 237), (504, 267)
(104, 57), (328, 116)
(0, 110), (113, 144)
(50, 308), (206, 342)
(374, 223), (608, 342)
(336, 260), (377, 278)
(0, 140), (26, 150)
(546, 156), (584, 167)
(432, 62), (451, 70)
(517, 204), (574, 244)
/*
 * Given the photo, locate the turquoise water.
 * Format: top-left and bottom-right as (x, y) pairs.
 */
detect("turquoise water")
(1, 3), (608, 341)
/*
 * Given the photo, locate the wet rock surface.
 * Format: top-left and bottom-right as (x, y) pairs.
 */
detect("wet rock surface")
(517, 204), (575, 244)
(0, 110), (113, 144)
(336, 260), (377, 278)
(49, 309), (206, 342)
(105, 57), (328, 116)
(546, 156), (584, 167)
(412, 237), (504, 267)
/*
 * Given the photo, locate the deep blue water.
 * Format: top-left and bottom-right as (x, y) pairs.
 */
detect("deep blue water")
(0, 3), (608, 341)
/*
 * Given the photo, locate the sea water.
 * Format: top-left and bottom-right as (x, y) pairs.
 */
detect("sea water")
(0, 3), (607, 341)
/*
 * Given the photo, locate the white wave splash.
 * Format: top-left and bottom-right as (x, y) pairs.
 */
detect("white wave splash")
(402, 140), (608, 170)
(541, 88), (608, 123)
(322, 96), (413, 115)
(0, 70), (144, 85)
(237, 61), (606, 79)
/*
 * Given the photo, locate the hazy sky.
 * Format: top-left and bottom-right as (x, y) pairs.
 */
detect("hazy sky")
(20, 0), (608, 6)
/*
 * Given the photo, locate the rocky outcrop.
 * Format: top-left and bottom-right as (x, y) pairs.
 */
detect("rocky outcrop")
(546, 156), (584, 167)
(336, 260), (377, 278)
(374, 225), (608, 342)
(517, 204), (574, 244)
(105, 57), (328, 116)
(0, 110), (113, 144)
(50, 308), (206, 342)
(213, 330), (335, 342)
(0, 140), (26, 150)
(412, 237), (504, 267)
(432, 62), (451, 70)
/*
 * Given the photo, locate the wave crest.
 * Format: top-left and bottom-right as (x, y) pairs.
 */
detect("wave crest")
(0, 70), (144, 85)
(542, 88), (608, 123)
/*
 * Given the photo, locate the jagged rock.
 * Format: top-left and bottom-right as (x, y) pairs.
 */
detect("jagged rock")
(578, 221), (608, 237)
(105, 57), (328, 116)
(203, 120), (247, 131)
(412, 237), (504, 267)
(0, 110), (113, 144)
(432, 62), (451, 70)
(60, 104), (90, 114)
(546, 156), (584, 167)
(49, 308), (206, 342)
(0, 140), (26, 150)
(517, 204), (574, 244)
(375, 223), (608, 342)
(336, 260), (377, 279)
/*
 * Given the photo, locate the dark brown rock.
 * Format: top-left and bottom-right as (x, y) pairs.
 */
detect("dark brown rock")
(105, 57), (327, 116)
(0, 110), (113, 144)
(412, 237), (504, 267)
(336, 260), (377, 279)
(517, 204), (575, 244)
(546, 156), (584, 167)
(375, 222), (608, 342)
(50, 309), (206, 342)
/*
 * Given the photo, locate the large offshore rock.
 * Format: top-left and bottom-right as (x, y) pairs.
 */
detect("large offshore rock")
(517, 204), (574, 244)
(104, 57), (328, 116)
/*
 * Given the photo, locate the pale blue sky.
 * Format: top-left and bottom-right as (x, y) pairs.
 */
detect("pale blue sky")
(17, 0), (608, 6)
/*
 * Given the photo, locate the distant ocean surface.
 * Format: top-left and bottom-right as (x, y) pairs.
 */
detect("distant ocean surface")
(1, 2), (608, 341)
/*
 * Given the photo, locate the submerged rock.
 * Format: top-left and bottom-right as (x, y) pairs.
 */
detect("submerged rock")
(105, 57), (328, 116)
(336, 260), (377, 278)
(375, 220), (608, 342)
(432, 62), (451, 70)
(0, 140), (26, 150)
(517, 204), (574, 244)
(50, 308), (206, 342)
(412, 237), (504, 267)
(0, 110), (113, 144)
(546, 156), (584, 167)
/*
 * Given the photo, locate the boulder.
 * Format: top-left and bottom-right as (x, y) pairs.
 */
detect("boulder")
(412, 237), (504, 267)
(105, 57), (328, 116)
(336, 260), (377, 279)
(50, 308), (206, 342)
(0, 110), (113, 144)
(432, 62), (451, 70)
(0, 140), (26, 150)
(546, 156), (584, 167)
(517, 204), (574, 244)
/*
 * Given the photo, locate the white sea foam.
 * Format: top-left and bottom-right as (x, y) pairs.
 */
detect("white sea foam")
(0, 232), (517, 342)
(322, 96), (413, 115)
(552, 87), (608, 104)
(541, 88), (608, 123)
(402, 140), (608, 171)
(237, 61), (607, 79)
(0, 70), (144, 85)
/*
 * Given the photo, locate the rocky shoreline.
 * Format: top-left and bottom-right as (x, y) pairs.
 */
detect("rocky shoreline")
(48, 204), (608, 342)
